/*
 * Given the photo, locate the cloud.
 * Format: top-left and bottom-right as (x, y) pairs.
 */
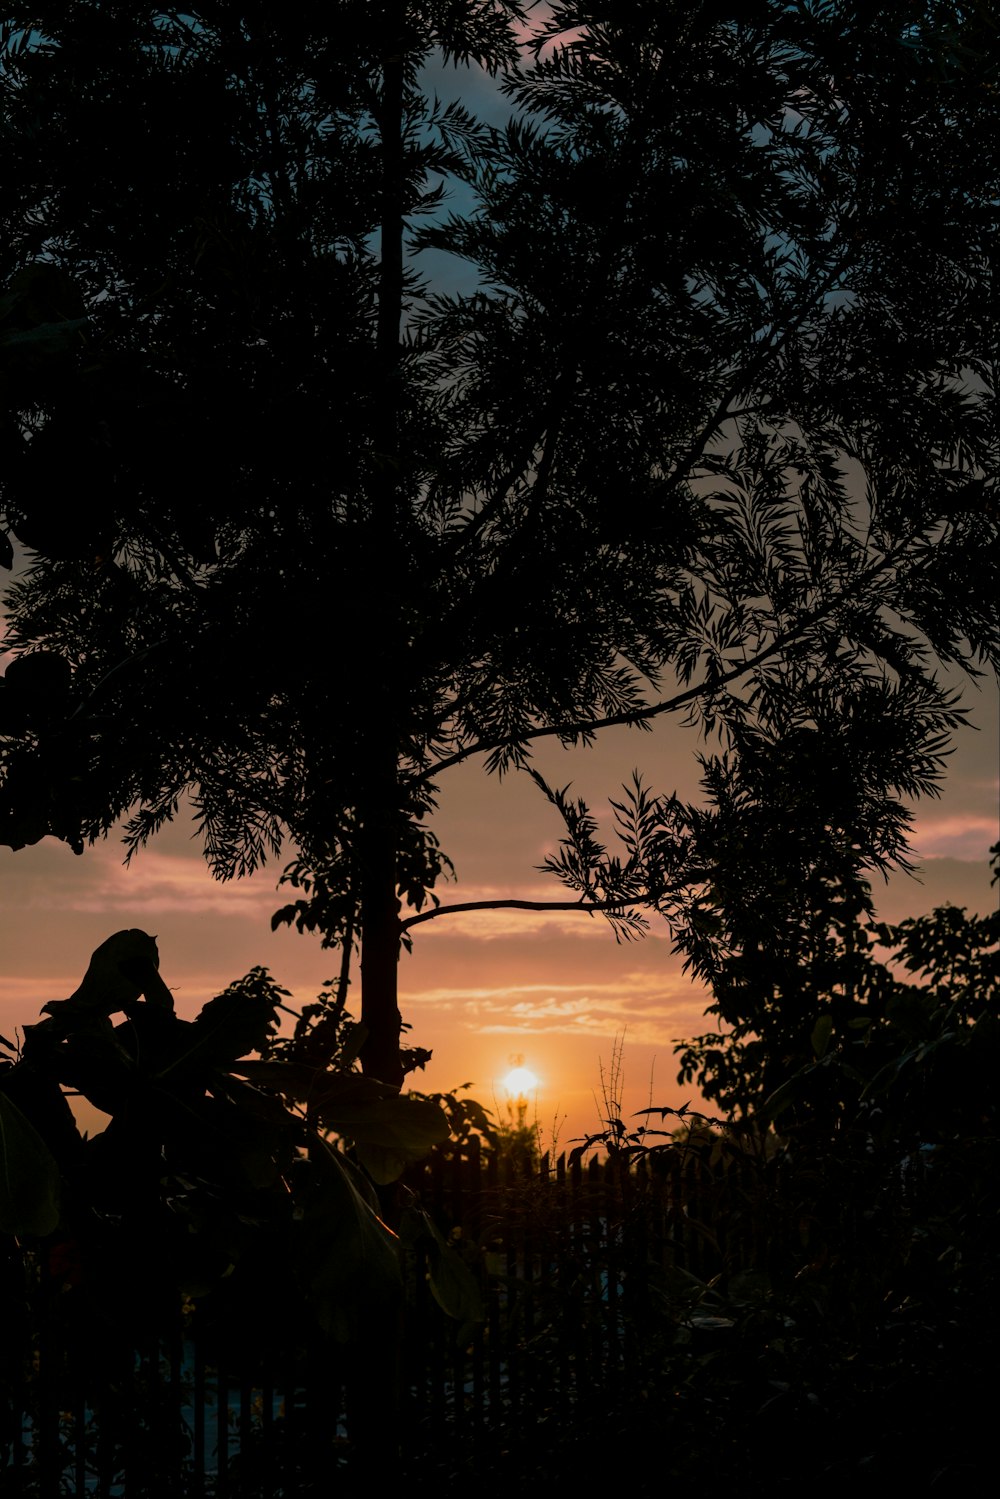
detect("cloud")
(71, 850), (278, 917)
(4, 841), (280, 919)
(911, 815), (998, 862)
(512, 7), (585, 58)
(401, 971), (711, 1046)
(0, 975), (72, 1014)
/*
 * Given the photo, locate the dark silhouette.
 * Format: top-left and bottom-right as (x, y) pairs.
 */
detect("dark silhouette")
(1, 3), (996, 1102)
(2, 879), (995, 1490)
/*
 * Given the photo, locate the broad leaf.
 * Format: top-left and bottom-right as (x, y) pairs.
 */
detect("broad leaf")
(295, 1138), (402, 1342)
(401, 1205), (484, 1326)
(0, 1089), (61, 1236)
(231, 1062), (449, 1178)
(159, 986), (277, 1077)
(810, 1013), (834, 1059)
(313, 1085), (448, 1179)
(48, 929), (175, 1020)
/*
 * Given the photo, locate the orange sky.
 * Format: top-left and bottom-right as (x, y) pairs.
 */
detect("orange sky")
(1, 696), (996, 1152)
(3, 23), (995, 1151)
(2, 33), (997, 1152)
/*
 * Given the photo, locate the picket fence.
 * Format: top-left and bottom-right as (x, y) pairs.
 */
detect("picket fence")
(1, 1137), (783, 1494)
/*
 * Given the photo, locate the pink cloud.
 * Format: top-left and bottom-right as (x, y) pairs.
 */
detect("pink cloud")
(911, 815), (998, 862)
(66, 847), (280, 917)
(512, 6), (586, 58)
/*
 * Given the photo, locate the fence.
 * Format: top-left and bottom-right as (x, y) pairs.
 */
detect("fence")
(2, 1137), (784, 1494)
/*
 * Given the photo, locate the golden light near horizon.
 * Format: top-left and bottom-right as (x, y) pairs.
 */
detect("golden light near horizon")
(503, 1064), (539, 1097)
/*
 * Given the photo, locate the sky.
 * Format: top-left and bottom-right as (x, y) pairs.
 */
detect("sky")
(1, 682), (996, 1151)
(2, 25), (998, 1152)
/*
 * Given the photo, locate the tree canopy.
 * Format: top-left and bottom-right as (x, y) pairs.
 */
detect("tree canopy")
(1, 1), (997, 1086)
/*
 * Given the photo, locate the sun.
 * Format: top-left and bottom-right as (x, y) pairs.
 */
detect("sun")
(503, 1066), (539, 1096)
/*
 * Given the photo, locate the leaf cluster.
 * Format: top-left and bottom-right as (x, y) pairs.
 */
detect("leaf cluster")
(0, 2), (995, 1033)
(0, 931), (448, 1343)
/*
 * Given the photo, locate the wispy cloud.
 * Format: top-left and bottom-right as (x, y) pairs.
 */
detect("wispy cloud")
(13, 846), (281, 919)
(401, 971), (710, 1046)
(911, 814), (998, 862)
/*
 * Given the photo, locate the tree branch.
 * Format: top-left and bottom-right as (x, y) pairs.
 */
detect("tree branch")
(658, 250), (854, 500)
(399, 886), (697, 933)
(437, 408), (550, 565)
(419, 366), (576, 650)
(416, 622), (797, 782)
(417, 543), (904, 783)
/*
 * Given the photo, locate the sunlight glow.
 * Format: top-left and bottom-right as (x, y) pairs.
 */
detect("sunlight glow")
(503, 1066), (539, 1096)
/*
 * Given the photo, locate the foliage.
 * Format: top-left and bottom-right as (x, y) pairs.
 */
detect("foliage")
(675, 827), (999, 1119)
(0, 1), (997, 1092)
(410, 1081), (498, 1155)
(475, 873), (998, 1491)
(487, 1094), (541, 1173)
(0, 931), (449, 1347)
(1, 886), (996, 1488)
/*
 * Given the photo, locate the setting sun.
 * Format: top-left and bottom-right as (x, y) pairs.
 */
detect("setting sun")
(503, 1066), (539, 1096)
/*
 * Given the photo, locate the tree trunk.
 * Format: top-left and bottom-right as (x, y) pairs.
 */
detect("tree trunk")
(358, 6), (406, 1091)
(360, 755), (403, 1089)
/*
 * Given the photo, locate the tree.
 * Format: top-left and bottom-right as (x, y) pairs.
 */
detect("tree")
(569, 861), (1000, 1490)
(0, 928), (487, 1482)
(0, 928), (448, 1307)
(1, 2), (997, 1087)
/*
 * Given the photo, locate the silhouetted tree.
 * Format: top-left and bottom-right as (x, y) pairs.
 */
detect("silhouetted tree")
(1, 2), (997, 1086)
